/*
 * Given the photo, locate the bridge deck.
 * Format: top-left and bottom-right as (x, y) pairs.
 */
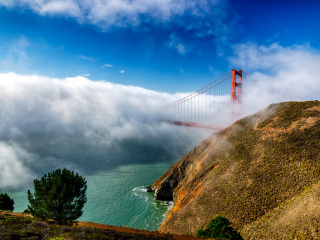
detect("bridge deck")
(167, 121), (224, 131)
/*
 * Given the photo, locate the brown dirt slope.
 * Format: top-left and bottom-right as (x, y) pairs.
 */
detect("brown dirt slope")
(150, 101), (320, 239)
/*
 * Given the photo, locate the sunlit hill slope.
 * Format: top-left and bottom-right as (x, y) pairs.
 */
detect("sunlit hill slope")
(150, 101), (320, 239)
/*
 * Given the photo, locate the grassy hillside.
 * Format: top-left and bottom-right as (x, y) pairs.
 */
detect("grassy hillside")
(150, 101), (320, 239)
(0, 210), (201, 240)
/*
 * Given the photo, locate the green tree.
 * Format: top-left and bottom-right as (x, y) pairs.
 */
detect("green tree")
(0, 192), (14, 211)
(27, 168), (87, 225)
(196, 216), (243, 240)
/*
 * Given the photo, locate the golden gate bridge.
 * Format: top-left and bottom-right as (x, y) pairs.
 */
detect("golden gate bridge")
(162, 69), (295, 130)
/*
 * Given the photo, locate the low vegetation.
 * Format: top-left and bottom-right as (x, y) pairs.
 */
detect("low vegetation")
(0, 211), (175, 240)
(1, 169), (194, 240)
(27, 168), (87, 225)
(196, 216), (242, 240)
(0, 192), (14, 211)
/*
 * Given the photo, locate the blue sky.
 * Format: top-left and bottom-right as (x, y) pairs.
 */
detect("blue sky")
(1, 0), (320, 94)
(0, 0), (320, 92)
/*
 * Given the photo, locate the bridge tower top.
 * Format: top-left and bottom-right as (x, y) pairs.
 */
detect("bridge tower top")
(231, 69), (242, 104)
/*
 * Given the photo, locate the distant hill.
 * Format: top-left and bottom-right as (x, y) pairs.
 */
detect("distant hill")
(149, 101), (320, 239)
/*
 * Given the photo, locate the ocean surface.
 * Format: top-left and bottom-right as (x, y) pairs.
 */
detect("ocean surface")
(6, 131), (210, 230)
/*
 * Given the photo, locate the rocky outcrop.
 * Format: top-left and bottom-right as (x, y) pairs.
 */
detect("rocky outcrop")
(151, 101), (320, 239)
(148, 137), (212, 201)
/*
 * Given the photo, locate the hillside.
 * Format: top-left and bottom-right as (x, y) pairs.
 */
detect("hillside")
(0, 210), (200, 240)
(149, 101), (320, 239)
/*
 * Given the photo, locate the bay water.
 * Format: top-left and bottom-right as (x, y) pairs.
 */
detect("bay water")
(6, 130), (211, 230)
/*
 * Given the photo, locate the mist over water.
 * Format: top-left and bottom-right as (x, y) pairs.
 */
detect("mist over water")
(0, 73), (214, 189)
(5, 131), (212, 230)
(0, 72), (216, 230)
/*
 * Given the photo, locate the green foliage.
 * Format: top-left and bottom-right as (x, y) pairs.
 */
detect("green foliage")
(49, 237), (67, 240)
(196, 216), (243, 240)
(27, 168), (87, 225)
(0, 192), (14, 211)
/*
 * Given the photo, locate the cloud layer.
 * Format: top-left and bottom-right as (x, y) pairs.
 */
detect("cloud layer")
(0, 0), (230, 56)
(230, 43), (320, 103)
(2, 43), (320, 190)
(0, 72), (212, 189)
(0, 72), (180, 141)
(0, 142), (35, 189)
(0, 0), (221, 28)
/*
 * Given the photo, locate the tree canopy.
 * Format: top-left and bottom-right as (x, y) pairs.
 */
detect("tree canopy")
(27, 168), (87, 225)
(197, 216), (243, 240)
(0, 192), (14, 211)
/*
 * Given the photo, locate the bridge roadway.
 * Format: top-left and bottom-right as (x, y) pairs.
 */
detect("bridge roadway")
(167, 120), (224, 131)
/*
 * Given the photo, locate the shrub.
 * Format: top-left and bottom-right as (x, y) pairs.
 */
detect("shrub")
(196, 216), (243, 240)
(49, 237), (67, 240)
(0, 192), (14, 211)
(27, 168), (87, 225)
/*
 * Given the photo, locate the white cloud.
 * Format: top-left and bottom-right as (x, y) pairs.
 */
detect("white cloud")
(0, 72), (215, 189)
(82, 73), (91, 77)
(0, 72), (205, 143)
(169, 34), (188, 55)
(0, 1), (230, 56)
(120, 70), (125, 74)
(103, 64), (113, 68)
(78, 54), (97, 62)
(229, 42), (320, 116)
(176, 44), (187, 55)
(0, 142), (35, 189)
(1, 0), (81, 16)
(0, 0), (223, 29)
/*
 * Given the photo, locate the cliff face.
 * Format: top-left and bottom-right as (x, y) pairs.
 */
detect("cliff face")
(150, 101), (320, 239)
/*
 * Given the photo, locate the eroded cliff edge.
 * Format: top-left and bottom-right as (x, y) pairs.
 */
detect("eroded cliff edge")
(150, 101), (320, 239)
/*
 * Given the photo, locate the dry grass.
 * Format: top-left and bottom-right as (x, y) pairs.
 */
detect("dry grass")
(0, 210), (201, 240)
(151, 101), (320, 239)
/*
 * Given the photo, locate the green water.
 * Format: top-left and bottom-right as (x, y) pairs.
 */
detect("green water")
(9, 162), (174, 230)
(80, 163), (173, 230)
(6, 135), (205, 231)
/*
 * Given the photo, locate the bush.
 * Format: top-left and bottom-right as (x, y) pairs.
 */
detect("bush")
(196, 216), (243, 240)
(0, 192), (14, 211)
(27, 168), (87, 225)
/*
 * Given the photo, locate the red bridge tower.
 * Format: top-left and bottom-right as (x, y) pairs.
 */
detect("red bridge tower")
(231, 69), (242, 103)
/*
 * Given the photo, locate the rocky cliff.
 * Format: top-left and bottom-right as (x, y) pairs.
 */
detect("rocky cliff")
(149, 101), (320, 239)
